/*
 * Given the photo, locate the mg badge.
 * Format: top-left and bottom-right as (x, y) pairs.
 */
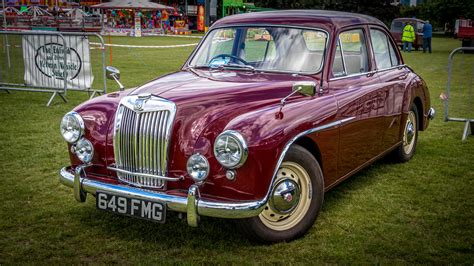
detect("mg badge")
(134, 93), (151, 111)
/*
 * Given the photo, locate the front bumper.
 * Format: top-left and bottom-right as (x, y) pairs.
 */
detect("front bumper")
(59, 166), (266, 226)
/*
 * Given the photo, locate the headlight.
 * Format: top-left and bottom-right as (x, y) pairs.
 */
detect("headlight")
(186, 154), (209, 182)
(60, 112), (84, 143)
(74, 138), (94, 163)
(213, 130), (248, 169)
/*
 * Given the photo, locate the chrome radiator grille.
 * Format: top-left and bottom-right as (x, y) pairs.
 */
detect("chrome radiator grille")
(112, 95), (176, 189)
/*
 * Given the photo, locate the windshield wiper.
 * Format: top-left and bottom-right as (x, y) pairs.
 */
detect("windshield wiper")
(189, 63), (255, 72)
(185, 65), (210, 70)
(217, 63), (255, 72)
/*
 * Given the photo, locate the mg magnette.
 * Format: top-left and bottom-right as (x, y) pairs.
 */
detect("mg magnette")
(59, 10), (435, 243)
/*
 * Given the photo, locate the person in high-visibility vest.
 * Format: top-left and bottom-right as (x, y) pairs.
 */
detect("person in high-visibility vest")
(402, 22), (415, 52)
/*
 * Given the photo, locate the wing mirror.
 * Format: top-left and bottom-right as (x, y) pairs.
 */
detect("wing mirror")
(280, 81), (316, 107)
(106, 66), (125, 91)
(292, 81), (316, 97)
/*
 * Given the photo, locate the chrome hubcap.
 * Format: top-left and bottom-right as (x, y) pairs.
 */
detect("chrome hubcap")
(259, 162), (312, 231)
(406, 121), (415, 144)
(403, 111), (417, 154)
(269, 178), (301, 214)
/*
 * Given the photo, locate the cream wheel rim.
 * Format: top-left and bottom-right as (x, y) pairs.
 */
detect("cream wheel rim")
(403, 111), (417, 154)
(259, 162), (312, 231)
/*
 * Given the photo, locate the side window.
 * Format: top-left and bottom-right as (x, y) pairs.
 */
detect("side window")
(332, 29), (369, 77)
(370, 29), (400, 69)
(388, 39), (400, 66)
(333, 41), (345, 77)
(302, 31), (326, 51)
(243, 28), (276, 63)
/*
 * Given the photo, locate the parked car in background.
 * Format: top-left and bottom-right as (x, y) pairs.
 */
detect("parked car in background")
(454, 19), (474, 47)
(391, 18), (425, 50)
(59, 10), (435, 243)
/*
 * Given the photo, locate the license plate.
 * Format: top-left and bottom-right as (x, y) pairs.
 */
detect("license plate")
(96, 191), (166, 223)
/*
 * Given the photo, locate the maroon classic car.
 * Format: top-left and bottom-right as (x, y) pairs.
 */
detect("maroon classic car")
(59, 10), (435, 243)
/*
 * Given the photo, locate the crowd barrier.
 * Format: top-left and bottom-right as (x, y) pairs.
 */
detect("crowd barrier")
(444, 47), (474, 142)
(0, 30), (106, 106)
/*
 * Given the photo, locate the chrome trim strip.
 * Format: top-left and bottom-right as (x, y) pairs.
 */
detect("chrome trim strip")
(329, 64), (407, 81)
(375, 64), (407, 73)
(107, 166), (183, 182)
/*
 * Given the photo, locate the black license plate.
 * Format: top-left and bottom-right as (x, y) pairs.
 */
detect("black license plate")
(96, 191), (166, 223)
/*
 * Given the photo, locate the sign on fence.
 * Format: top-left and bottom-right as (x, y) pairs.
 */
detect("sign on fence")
(22, 35), (94, 90)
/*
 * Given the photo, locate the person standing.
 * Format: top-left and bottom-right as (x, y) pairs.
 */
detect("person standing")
(423, 20), (433, 53)
(402, 22), (415, 52)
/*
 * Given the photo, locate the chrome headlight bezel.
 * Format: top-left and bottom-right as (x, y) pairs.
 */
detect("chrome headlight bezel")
(213, 130), (248, 169)
(186, 153), (210, 182)
(60, 111), (85, 144)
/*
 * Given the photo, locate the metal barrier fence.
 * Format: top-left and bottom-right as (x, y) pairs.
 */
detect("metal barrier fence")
(0, 30), (106, 106)
(444, 47), (474, 142)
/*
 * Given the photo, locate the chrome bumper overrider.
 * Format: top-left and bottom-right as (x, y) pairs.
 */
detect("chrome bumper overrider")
(59, 166), (266, 226)
(428, 107), (435, 120)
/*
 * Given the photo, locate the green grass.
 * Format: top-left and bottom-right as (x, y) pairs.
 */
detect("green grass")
(0, 36), (473, 264)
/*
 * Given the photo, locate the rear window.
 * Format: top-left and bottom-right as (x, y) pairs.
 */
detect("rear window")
(391, 21), (404, 32)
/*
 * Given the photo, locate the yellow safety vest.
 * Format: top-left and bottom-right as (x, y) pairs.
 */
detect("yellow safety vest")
(402, 24), (415, 42)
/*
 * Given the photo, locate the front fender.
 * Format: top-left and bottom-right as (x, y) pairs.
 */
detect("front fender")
(69, 90), (130, 177)
(191, 95), (338, 201)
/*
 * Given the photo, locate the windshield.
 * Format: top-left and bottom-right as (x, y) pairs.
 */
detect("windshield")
(189, 26), (328, 74)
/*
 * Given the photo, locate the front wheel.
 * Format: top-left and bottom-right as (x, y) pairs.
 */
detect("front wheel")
(236, 145), (324, 243)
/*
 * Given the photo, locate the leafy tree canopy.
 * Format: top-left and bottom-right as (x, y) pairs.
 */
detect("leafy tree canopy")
(253, 0), (399, 26)
(253, 0), (474, 28)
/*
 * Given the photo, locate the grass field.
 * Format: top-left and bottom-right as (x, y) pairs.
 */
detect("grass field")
(0, 35), (473, 264)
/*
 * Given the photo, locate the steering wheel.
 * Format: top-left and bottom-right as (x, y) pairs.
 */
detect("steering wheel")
(210, 54), (248, 65)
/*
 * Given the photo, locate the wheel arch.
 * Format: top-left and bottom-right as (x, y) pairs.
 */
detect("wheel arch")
(413, 96), (424, 131)
(294, 136), (323, 172)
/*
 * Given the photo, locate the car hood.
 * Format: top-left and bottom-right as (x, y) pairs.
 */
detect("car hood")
(130, 69), (317, 153)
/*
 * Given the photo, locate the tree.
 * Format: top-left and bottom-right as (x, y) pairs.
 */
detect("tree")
(401, 0), (474, 29)
(253, 0), (400, 26)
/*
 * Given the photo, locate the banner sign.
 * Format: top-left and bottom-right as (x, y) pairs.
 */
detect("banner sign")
(134, 16), (142, 37)
(22, 35), (94, 90)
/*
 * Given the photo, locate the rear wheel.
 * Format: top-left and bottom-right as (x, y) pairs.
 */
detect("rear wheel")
(236, 145), (324, 243)
(391, 104), (419, 162)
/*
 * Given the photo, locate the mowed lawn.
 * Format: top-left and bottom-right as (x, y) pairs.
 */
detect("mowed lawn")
(0, 35), (473, 264)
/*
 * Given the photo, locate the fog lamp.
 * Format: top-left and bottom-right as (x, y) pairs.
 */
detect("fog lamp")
(74, 138), (94, 163)
(186, 154), (209, 182)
